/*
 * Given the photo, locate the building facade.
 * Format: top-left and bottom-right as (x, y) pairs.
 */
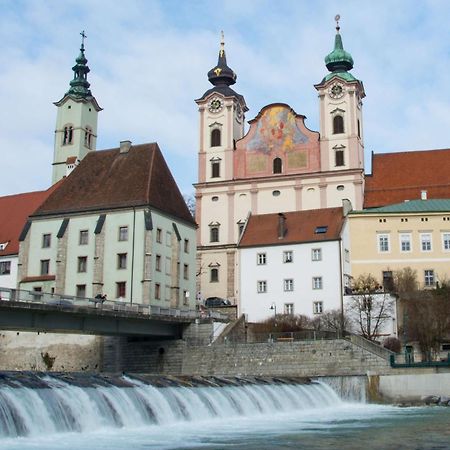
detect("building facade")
(195, 24), (365, 306)
(239, 206), (351, 322)
(349, 199), (450, 289)
(18, 142), (197, 309)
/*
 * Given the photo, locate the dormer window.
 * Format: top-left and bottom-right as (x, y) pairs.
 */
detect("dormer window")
(211, 128), (221, 147)
(333, 115), (344, 134)
(273, 157), (282, 174)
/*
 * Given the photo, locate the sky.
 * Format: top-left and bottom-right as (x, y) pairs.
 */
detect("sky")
(1, 0), (450, 198)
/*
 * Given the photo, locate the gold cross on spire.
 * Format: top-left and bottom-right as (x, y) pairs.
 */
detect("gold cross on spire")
(219, 30), (225, 57)
(335, 14), (341, 33)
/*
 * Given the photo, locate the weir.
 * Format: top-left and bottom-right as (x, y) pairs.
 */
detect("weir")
(0, 372), (347, 439)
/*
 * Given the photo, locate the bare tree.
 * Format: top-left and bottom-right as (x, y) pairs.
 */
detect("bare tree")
(345, 274), (394, 341)
(312, 309), (350, 335)
(183, 193), (196, 218)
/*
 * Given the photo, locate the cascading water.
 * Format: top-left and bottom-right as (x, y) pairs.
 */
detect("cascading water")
(0, 373), (341, 439)
(1, 373), (450, 450)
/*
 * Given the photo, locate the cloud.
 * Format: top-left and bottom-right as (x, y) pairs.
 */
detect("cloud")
(1, 0), (450, 196)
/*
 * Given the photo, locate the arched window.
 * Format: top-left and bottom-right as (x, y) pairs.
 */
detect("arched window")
(210, 226), (219, 243)
(210, 268), (219, 282)
(211, 129), (221, 147)
(333, 115), (344, 134)
(84, 127), (93, 148)
(63, 125), (73, 145)
(273, 157), (282, 174)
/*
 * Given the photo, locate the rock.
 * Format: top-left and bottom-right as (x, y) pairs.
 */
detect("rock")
(422, 395), (440, 405)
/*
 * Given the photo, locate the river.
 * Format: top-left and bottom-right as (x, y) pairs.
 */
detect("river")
(0, 373), (449, 450)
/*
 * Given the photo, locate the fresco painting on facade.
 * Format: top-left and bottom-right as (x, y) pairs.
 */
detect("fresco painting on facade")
(246, 106), (309, 154)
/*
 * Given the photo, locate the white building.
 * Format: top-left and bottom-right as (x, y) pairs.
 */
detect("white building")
(238, 205), (351, 322)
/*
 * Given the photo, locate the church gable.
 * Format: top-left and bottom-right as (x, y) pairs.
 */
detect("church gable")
(234, 104), (320, 179)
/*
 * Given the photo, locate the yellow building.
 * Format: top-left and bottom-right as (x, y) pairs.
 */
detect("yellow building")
(349, 199), (450, 289)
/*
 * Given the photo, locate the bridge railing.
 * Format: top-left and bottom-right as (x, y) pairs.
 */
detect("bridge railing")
(0, 287), (226, 321)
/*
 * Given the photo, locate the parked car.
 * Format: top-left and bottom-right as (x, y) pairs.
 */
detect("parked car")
(205, 297), (231, 308)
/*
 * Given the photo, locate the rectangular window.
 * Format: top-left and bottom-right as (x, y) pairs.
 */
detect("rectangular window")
(79, 230), (89, 245)
(257, 280), (267, 293)
(165, 284), (171, 301)
(312, 276), (323, 289)
(116, 281), (126, 298)
(166, 231), (172, 246)
(0, 261), (11, 275)
(76, 284), (86, 298)
(117, 253), (127, 269)
(155, 254), (161, 271)
(421, 233), (432, 251)
(313, 301), (323, 314)
(257, 253), (267, 265)
(40, 259), (50, 275)
(156, 228), (162, 243)
(118, 226), (128, 242)
(210, 268), (219, 282)
(424, 270), (435, 287)
(155, 283), (161, 300)
(443, 232), (450, 251)
(400, 233), (412, 252)
(184, 239), (189, 253)
(311, 248), (322, 261)
(283, 251), (293, 263)
(284, 303), (294, 315)
(77, 256), (87, 273)
(183, 263), (189, 280)
(284, 279), (294, 292)
(42, 234), (51, 248)
(183, 290), (189, 306)
(165, 257), (171, 275)
(211, 161), (220, 178)
(344, 249), (350, 262)
(378, 234), (390, 252)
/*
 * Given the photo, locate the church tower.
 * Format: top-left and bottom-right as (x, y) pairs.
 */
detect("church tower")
(195, 32), (248, 184)
(52, 32), (102, 184)
(315, 16), (365, 207)
(194, 33), (247, 304)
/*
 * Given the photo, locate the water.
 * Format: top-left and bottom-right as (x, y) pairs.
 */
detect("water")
(0, 373), (449, 450)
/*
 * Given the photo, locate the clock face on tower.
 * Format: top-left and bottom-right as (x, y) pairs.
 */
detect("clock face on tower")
(208, 97), (224, 113)
(328, 82), (345, 99)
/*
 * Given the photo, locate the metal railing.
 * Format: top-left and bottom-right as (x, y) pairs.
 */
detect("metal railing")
(389, 353), (450, 368)
(0, 287), (227, 321)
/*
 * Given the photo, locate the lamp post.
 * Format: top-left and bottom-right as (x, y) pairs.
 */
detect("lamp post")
(270, 303), (277, 325)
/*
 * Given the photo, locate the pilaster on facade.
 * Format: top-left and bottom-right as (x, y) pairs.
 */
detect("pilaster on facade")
(141, 228), (153, 305)
(92, 227), (105, 296)
(55, 222), (69, 295)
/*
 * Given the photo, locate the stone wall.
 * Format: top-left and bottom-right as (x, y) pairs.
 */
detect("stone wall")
(181, 339), (393, 377)
(0, 331), (102, 371)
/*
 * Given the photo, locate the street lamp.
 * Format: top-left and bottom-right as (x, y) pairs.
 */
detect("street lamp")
(270, 303), (277, 323)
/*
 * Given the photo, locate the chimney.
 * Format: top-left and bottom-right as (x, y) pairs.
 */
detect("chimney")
(278, 213), (286, 239)
(119, 140), (132, 154)
(421, 190), (427, 200)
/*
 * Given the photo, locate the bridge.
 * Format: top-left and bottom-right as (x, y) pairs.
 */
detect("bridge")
(0, 287), (227, 338)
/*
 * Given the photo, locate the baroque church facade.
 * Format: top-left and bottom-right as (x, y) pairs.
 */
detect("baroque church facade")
(195, 23), (365, 304)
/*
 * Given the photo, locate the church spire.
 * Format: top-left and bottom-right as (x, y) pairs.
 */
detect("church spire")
(207, 31), (237, 87)
(324, 15), (354, 73)
(66, 30), (92, 98)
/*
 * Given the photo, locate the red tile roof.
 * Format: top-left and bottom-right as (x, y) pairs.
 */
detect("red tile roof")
(239, 207), (345, 248)
(0, 186), (59, 257)
(33, 143), (195, 225)
(365, 149), (450, 208)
